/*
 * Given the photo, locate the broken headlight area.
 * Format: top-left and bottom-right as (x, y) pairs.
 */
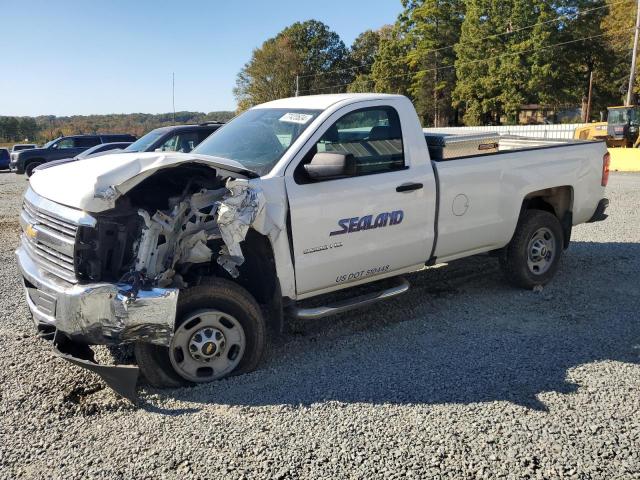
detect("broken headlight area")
(76, 211), (141, 283)
(77, 164), (266, 292)
(132, 186), (227, 287)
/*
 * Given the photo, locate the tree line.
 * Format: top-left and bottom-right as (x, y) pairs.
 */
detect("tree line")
(234, 0), (637, 126)
(0, 111), (235, 144)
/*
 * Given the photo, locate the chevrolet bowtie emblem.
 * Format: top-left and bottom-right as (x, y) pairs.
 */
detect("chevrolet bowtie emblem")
(25, 223), (37, 240)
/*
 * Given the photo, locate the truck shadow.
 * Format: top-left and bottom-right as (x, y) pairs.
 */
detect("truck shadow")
(150, 241), (640, 412)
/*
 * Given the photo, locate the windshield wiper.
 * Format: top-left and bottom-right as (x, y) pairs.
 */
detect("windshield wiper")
(235, 166), (260, 179)
(203, 159), (260, 179)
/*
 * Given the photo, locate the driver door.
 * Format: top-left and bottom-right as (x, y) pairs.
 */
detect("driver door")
(284, 103), (435, 296)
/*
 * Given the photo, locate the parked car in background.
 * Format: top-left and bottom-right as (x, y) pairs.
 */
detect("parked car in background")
(0, 148), (10, 170)
(11, 144), (38, 153)
(33, 142), (133, 172)
(123, 122), (224, 154)
(10, 134), (136, 176)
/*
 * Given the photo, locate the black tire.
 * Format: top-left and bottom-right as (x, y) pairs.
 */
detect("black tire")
(500, 209), (564, 289)
(135, 278), (266, 388)
(25, 162), (42, 177)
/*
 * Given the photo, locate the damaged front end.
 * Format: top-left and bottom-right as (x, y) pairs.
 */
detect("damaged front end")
(17, 161), (267, 401)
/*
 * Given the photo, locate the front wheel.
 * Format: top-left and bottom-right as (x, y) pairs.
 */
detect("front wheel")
(500, 209), (564, 289)
(25, 162), (43, 177)
(135, 278), (266, 387)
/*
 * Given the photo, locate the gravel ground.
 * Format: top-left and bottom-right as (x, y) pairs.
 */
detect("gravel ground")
(1, 171), (639, 479)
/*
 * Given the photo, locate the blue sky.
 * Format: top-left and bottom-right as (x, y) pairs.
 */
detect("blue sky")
(0, 0), (402, 116)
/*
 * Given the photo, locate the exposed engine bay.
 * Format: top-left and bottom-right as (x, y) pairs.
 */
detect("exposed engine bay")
(77, 163), (265, 294)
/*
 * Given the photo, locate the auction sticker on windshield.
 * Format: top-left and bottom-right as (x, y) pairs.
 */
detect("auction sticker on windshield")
(279, 113), (314, 124)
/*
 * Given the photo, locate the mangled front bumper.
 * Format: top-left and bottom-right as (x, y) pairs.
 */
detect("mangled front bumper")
(17, 245), (179, 402)
(16, 244), (179, 346)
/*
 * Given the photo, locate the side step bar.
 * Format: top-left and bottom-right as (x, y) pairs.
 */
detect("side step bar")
(289, 277), (410, 320)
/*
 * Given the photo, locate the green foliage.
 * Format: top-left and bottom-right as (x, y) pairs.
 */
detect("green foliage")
(453, 0), (562, 125)
(0, 111), (235, 143)
(371, 24), (413, 96)
(366, 1), (466, 125)
(350, 29), (384, 74)
(0, 117), (21, 141)
(554, 0), (618, 120)
(234, 20), (351, 109)
(232, 3), (638, 126)
(601, 0), (639, 103)
(453, 0), (635, 124)
(281, 20), (352, 94)
(234, 37), (301, 111)
(403, 0), (465, 126)
(347, 27), (393, 93)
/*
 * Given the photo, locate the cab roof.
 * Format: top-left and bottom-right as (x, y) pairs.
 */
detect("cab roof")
(254, 93), (404, 111)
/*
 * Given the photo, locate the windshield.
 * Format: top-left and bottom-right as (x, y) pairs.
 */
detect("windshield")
(192, 108), (322, 175)
(124, 129), (165, 152)
(609, 108), (638, 125)
(43, 138), (60, 149)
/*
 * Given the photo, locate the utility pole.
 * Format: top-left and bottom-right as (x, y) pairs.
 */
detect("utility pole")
(295, 75), (300, 97)
(172, 72), (176, 124)
(627, 0), (640, 106)
(586, 70), (594, 122)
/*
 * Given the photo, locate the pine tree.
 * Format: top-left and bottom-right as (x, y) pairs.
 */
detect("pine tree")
(454, 0), (560, 125)
(371, 25), (413, 97)
(601, 0), (638, 104)
(371, 0), (465, 126)
(403, 0), (465, 126)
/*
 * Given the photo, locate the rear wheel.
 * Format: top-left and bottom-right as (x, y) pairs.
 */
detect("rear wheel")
(500, 209), (564, 289)
(135, 278), (266, 387)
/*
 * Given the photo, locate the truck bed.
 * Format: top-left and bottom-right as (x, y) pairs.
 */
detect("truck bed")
(424, 130), (597, 161)
(429, 137), (608, 262)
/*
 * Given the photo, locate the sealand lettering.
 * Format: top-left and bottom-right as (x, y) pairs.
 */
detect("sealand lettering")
(330, 210), (404, 236)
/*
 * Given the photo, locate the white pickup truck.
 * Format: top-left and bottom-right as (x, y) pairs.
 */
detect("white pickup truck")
(16, 94), (610, 400)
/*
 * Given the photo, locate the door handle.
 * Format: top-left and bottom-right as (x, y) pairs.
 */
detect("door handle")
(396, 182), (423, 193)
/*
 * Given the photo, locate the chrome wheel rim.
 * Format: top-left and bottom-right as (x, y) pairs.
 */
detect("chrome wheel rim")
(527, 227), (556, 275)
(169, 310), (246, 383)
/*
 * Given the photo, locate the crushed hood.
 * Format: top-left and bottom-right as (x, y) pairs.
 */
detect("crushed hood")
(28, 152), (250, 213)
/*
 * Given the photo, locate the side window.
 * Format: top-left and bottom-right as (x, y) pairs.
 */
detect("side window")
(76, 137), (100, 148)
(308, 106), (405, 179)
(54, 138), (76, 149)
(157, 132), (200, 153)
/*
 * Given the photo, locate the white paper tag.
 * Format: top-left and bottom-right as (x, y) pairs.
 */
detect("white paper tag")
(279, 112), (313, 124)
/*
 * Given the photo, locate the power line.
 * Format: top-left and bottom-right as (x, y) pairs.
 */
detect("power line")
(301, 28), (635, 95)
(296, 0), (633, 82)
(626, 0), (640, 105)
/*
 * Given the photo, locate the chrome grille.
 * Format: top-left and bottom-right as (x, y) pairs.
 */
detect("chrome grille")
(22, 236), (76, 283)
(23, 199), (78, 238)
(19, 189), (89, 284)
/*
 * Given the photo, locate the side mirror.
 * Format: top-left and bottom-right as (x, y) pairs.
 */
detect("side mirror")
(304, 152), (356, 180)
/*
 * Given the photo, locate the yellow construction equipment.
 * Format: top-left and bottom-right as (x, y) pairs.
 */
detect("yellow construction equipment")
(574, 122), (609, 142)
(606, 105), (640, 148)
(573, 106), (640, 171)
(573, 106), (640, 147)
(607, 148), (640, 172)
